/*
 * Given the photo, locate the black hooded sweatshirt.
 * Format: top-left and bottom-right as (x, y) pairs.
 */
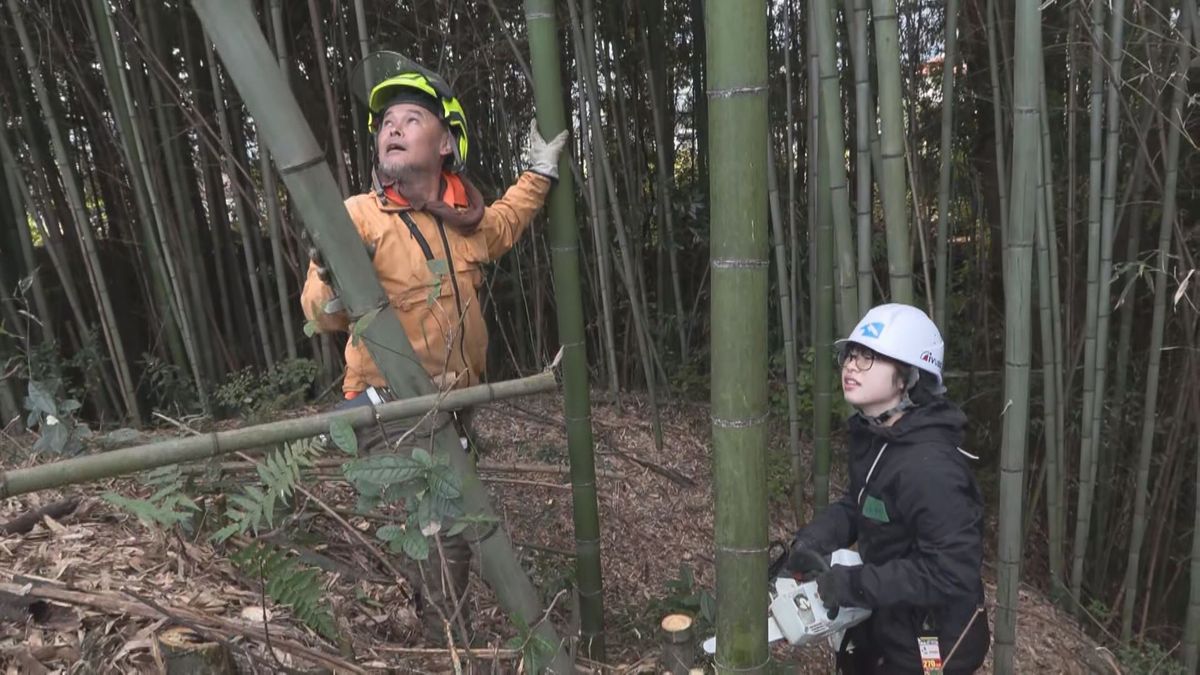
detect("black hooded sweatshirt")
(796, 399), (990, 674)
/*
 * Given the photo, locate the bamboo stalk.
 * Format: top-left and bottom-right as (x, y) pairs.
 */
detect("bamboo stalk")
(565, 0), (620, 398)
(305, 0), (351, 196)
(812, 76), (835, 512)
(845, 0), (874, 314)
(1120, 4), (1190, 640)
(1185, 425), (1200, 673)
(266, 0), (300, 361)
(767, 141), (803, 521)
(1074, 0), (1126, 607)
(579, 0), (665, 449)
(870, 0), (913, 303)
(812, 0), (859, 333)
(6, 0), (141, 422)
(206, 40), (276, 369)
(524, 0), (608, 659)
(994, 0), (1042, 666)
(0, 372), (556, 499)
(933, 0), (959, 329)
(707, 0), (770, 668)
(982, 0), (1010, 252)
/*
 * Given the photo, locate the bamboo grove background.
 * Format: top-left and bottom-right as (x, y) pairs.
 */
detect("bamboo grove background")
(0, 0), (1197, 668)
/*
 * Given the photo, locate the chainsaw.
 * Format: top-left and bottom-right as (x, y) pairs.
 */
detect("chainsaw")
(701, 548), (872, 655)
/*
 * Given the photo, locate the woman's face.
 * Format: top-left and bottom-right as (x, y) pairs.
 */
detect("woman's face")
(840, 345), (905, 416)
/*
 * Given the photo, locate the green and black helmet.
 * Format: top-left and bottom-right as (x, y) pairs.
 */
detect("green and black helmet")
(352, 51), (469, 172)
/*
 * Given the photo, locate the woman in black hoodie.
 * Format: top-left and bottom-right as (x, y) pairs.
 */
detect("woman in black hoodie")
(787, 304), (990, 674)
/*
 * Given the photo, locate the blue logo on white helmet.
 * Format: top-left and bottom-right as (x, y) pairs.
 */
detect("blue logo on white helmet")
(860, 322), (885, 339)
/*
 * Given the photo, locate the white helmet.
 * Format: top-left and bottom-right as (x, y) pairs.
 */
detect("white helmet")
(836, 304), (944, 385)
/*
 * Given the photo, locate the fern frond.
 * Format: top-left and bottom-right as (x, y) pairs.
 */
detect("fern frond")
(233, 543), (336, 639)
(103, 463), (196, 529)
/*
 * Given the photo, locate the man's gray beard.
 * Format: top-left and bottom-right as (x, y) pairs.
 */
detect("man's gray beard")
(376, 159), (420, 185)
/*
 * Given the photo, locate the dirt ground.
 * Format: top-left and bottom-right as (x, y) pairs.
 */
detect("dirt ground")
(0, 392), (1116, 673)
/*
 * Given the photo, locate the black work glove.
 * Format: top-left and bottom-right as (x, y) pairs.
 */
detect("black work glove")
(785, 537), (831, 579)
(815, 566), (865, 620)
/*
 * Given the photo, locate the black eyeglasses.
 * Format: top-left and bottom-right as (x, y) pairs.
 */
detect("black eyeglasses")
(837, 345), (876, 372)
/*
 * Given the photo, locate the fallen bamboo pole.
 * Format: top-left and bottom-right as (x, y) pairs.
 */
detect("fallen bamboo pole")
(0, 372), (557, 499)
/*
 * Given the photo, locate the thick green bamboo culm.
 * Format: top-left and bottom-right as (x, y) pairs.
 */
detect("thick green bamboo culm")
(870, 0), (914, 303)
(706, 0), (770, 670)
(188, 2), (572, 669)
(1120, 6), (1190, 640)
(0, 373), (557, 499)
(994, 0), (1041, 667)
(933, 0), (959, 329)
(523, 0), (607, 660)
(812, 0), (859, 333)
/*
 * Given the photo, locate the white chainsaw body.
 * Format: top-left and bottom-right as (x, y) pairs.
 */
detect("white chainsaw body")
(702, 549), (872, 654)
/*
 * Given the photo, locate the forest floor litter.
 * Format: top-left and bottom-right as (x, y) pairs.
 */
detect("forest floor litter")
(0, 392), (1112, 673)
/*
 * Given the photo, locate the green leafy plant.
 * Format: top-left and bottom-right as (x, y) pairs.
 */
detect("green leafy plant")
(140, 353), (198, 414)
(342, 446), (495, 558)
(23, 379), (90, 455)
(102, 465), (199, 528)
(505, 613), (558, 674)
(213, 358), (318, 419)
(647, 564), (716, 639)
(232, 542), (336, 640)
(213, 440), (323, 542)
(1115, 641), (1186, 675)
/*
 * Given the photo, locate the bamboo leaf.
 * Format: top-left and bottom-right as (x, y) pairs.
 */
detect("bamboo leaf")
(400, 528), (429, 561)
(329, 418), (357, 455)
(352, 306), (383, 337)
(376, 524), (403, 542)
(426, 259), (449, 276)
(428, 464), (462, 499)
(302, 319), (318, 337)
(411, 447), (433, 467)
(343, 455), (422, 485)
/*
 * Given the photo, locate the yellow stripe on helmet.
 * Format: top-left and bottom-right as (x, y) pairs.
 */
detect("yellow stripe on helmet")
(367, 73), (469, 170)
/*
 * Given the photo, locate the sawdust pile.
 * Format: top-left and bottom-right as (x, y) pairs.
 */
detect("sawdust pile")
(0, 393), (1114, 673)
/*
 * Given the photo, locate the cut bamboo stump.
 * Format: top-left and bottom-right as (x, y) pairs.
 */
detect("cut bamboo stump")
(659, 613), (694, 674)
(156, 626), (235, 674)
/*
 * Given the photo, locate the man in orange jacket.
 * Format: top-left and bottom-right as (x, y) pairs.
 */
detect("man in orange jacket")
(300, 54), (566, 642)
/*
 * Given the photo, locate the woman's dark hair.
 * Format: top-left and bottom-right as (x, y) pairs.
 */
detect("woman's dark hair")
(907, 369), (944, 406)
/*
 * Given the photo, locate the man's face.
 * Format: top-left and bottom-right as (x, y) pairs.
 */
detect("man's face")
(375, 103), (453, 181)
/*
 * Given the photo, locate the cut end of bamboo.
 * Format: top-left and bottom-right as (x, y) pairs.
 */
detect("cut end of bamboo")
(156, 626), (234, 674)
(660, 613), (693, 634)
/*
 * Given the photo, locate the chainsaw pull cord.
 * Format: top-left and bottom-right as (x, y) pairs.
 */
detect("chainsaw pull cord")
(856, 442), (889, 506)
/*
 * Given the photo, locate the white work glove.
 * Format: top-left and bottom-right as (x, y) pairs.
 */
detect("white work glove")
(526, 118), (569, 181)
